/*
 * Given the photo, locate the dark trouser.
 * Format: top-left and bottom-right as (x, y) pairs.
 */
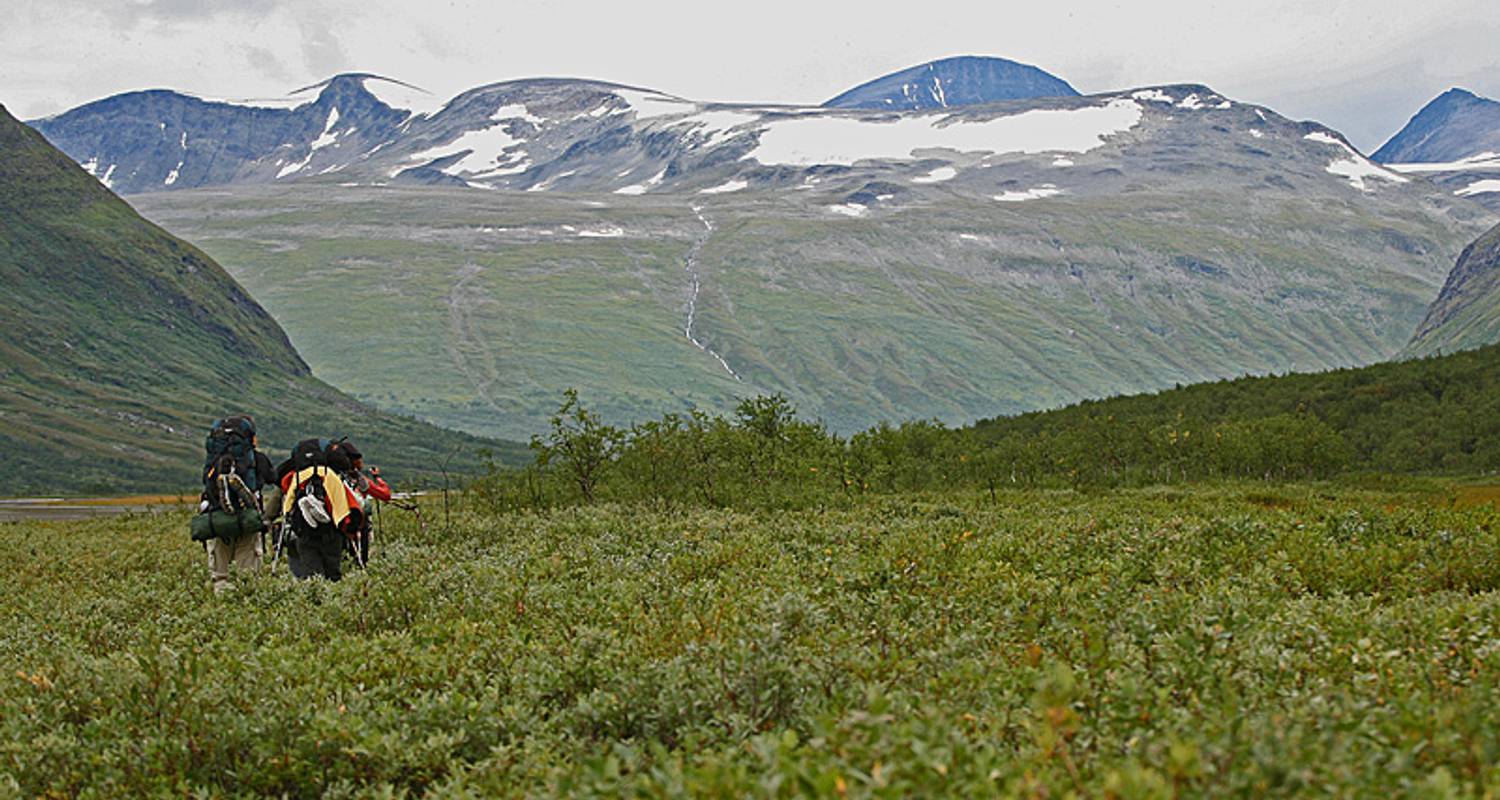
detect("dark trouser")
(289, 527), (343, 582)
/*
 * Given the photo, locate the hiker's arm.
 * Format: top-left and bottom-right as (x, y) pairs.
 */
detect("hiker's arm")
(365, 474), (392, 502)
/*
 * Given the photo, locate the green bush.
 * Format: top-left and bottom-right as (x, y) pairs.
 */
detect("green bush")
(3, 483), (1499, 796)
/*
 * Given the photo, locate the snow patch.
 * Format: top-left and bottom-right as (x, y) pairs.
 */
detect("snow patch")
(578, 226), (626, 238)
(614, 169), (665, 195)
(308, 107), (342, 151)
(698, 178), (748, 194)
(993, 184), (1063, 202)
(100, 164), (116, 189)
(748, 99), (1142, 167)
(615, 88), (693, 120)
(407, 123), (524, 176)
(1457, 179), (1500, 197)
(1132, 89), (1174, 104)
(1052, 156), (1075, 167)
(471, 160), (531, 179)
(492, 103), (544, 125)
(669, 109), (761, 145)
(1177, 94), (1204, 110)
(827, 204), (868, 217)
(277, 157), (311, 179)
(164, 160), (183, 185)
(361, 76), (448, 117)
(1324, 158), (1407, 191)
(527, 169), (576, 192)
(1248, 129), (1264, 139)
(911, 165), (958, 183)
(1387, 153), (1500, 173)
(1305, 131), (1408, 191)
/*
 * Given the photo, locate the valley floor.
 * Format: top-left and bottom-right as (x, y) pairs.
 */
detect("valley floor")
(2, 482), (1498, 796)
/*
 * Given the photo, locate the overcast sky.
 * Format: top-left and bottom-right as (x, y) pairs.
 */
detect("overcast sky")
(5, 0), (1499, 152)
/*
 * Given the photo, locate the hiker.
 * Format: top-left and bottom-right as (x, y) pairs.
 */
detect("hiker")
(329, 439), (391, 566)
(193, 416), (267, 594)
(280, 438), (363, 582)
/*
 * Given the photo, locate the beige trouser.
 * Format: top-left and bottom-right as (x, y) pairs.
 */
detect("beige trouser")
(208, 532), (263, 593)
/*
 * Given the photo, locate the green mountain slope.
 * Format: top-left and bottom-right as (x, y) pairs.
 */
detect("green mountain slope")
(0, 104), (526, 495)
(971, 341), (1500, 477)
(131, 181), (1481, 441)
(1406, 221), (1500, 356)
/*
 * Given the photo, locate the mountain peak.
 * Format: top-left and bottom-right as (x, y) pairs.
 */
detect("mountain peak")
(823, 55), (1079, 111)
(284, 73), (443, 116)
(291, 73), (428, 97)
(1436, 87), (1481, 103)
(1373, 87), (1500, 163)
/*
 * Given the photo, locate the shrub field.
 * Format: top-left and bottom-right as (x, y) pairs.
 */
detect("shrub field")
(2, 482), (1499, 796)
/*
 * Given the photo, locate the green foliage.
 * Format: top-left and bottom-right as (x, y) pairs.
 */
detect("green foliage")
(3, 485), (1500, 795)
(0, 105), (527, 495)
(477, 341), (1500, 510)
(531, 388), (625, 503)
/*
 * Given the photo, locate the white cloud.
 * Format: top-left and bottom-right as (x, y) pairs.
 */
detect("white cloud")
(5, 0), (1499, 154)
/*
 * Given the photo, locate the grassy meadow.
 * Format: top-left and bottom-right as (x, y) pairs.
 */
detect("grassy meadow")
(3, 482), (1499, 797)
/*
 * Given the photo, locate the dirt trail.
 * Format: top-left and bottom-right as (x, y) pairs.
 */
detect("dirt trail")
(444, 262), (514, 414)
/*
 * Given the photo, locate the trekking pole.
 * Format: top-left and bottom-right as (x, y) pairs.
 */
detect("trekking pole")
(270, 520), (284, 574)
(385, 498), (426, 533)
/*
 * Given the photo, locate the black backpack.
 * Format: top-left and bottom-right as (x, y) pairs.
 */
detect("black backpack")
(324, 439), (353, 475)
(203, 416), (260, 512)
(279, 437), (329, 477)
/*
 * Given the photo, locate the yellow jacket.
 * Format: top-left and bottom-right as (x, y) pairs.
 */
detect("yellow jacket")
(281, 466), (358, 526)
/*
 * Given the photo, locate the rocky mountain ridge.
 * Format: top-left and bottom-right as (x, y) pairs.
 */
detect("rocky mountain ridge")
(33, 72), (1434, 211)
(1407, 221), (1500, 356)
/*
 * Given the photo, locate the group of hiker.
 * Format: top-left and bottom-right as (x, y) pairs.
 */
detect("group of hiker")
(192, 415), (392, 593)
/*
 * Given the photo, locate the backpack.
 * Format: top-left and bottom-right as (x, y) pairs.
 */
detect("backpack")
(203, 416), (260, 513)
(324, 439), (353, 475)
(288, 437), (330, 473)
(286, 465), (336, 542)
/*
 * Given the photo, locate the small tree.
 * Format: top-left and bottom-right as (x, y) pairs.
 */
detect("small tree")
(531, 389), (623, 503)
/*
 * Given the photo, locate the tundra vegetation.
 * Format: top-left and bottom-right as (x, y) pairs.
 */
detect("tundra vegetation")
(5, 345), (1500, 796)
(3, 483), (1498, 796)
